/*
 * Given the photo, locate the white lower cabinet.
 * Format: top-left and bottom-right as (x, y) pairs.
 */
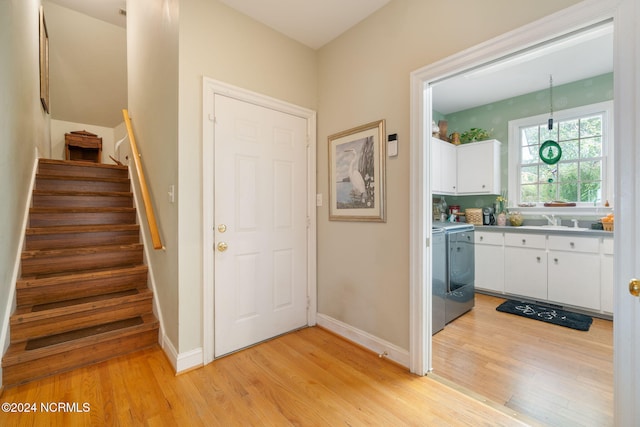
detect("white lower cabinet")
(601, 238), (614, 313)
(547, 235), (600, 310)
(476, 230), (613, 314)
(504, 234), (547, 300)
(475, 231), (504, 293)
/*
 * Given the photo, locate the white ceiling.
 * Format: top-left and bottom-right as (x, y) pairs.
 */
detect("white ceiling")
(432, 23), (614, 114)
(46, 1), (613, 114)
(219, 0), (392, 49)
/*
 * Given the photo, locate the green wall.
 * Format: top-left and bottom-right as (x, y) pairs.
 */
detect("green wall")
(435, 73), (613, 212)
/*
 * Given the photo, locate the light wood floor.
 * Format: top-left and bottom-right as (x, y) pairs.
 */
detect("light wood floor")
(0, 327), (536, 426)
(433, 293), (614, 427)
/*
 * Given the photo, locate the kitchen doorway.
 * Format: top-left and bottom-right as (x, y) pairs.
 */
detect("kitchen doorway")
(409, 0), (640, 423)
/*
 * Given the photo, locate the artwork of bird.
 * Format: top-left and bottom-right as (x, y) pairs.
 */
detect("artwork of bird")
(344, 148), (366, 200)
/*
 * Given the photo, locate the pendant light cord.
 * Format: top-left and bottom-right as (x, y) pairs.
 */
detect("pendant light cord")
(548, 74), (554, 130)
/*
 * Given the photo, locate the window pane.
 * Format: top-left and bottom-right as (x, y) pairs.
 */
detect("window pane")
(520, 184), (538, 202)
(559, 181), (578, 201)
(581, 137), (602, 158)
(541, 181), (557, 201)
(522, 127), (539, 146)
(521, 145), (538, 164)
(561, 139), (579, 160)
(580, 182), (601, 203)
(580, 115), (602, 137)
(580, 160), (602, 181)
(540, 164), (558, 184)
(559, 119), (579, 141)
(540, 124), (557, 142)
(521, 165), (538, 184)
(558, 162), (578, 183)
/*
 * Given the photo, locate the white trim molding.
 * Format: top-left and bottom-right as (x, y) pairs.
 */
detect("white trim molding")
(316, 314), (409, 368)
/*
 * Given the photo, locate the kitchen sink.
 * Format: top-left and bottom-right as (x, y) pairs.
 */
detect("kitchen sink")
(518, 225), (590, 231)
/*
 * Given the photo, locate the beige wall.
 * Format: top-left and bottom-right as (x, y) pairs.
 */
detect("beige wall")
(176, 0), (317, 352)
(43, 1), (127, 128)
(50, 120), (120, 163)
(316, 0), (582, 349)
(0, 0), (51, 377)
(127, 0), (180, 348)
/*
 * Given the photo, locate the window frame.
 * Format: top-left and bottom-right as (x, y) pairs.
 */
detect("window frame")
(507, 100), (614, 214)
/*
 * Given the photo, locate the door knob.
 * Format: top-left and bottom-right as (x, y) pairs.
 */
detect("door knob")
(630, 278), (640, 297)
(217, 224), (227, 233)
(217, 242), (228, 252)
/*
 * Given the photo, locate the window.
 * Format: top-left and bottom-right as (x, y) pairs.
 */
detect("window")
(508, 101), (613, 208)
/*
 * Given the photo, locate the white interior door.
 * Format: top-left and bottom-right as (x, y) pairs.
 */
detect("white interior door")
(213, 94), (308, 358)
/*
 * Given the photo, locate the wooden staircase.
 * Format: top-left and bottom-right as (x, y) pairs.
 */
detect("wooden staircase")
(2, 159), (159, 386)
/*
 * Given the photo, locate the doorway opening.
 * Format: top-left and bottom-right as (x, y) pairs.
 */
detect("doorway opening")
(409, 4), (619, 426)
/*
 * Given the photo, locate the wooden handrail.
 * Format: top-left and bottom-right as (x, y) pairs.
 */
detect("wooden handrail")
(122, 109), (164, 250)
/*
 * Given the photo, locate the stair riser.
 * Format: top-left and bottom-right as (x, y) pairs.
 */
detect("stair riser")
(21, 247), (143, 276)
(35, 178), (130, 193)
(38, 162), (128, 180)
(11, 298), (153, 343)
(2, 328), (158, 386)
(29, 210), (137, 227)
(17, 269), (148, 306)
(25, 229), (140, 250)
(32, 194), (133, 208)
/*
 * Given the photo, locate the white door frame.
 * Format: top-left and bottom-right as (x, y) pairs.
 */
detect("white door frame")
(409, 0), (640, 422)
(202, 78), (317, 364)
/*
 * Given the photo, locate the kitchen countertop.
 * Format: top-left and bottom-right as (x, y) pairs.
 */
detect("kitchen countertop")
(474, 224), (613, 237)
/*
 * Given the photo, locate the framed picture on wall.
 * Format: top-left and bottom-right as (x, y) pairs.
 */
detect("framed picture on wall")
(328, 119), (386, 222)
(39, 6), (50, 114)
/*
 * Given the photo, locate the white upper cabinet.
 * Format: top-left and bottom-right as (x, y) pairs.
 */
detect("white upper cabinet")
(432, 138), (501, 195)
(432, 138), (457, 194)
(456, 139), (501, 194)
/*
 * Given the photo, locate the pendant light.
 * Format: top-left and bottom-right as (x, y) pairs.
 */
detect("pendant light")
(540, 74), (562, 165)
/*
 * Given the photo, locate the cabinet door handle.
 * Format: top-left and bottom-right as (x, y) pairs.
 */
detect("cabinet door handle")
(554, 258), (559, 263)
(522, 239), (526, 244)
(480, 236), (484, 241)
(570, 242), (575, 248)
(536, 256), (541, 262)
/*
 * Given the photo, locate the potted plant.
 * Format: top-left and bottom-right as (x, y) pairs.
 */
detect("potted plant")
(460, 127), (492, 143)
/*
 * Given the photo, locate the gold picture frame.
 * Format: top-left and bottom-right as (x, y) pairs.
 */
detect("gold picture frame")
(39, 6), (49, 114)
(328, 119), (386, 222)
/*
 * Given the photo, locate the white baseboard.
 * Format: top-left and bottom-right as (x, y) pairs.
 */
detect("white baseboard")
(316, 313), (409, 368)
(160, 334), (203, 373)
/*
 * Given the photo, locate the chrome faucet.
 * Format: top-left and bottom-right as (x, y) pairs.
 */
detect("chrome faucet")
(542, 214), (557, 226)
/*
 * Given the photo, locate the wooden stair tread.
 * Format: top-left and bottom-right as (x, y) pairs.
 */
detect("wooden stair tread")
(38, 158), (128, 171)
(26, 223), (139, 235)
(17, 265), (148, 288)
(2, 313), (158, 365)
(36, 173), (130, 183)
(30, 206), (136, 214)
(13, 288), (149, 316)
(25, 317), (145, 350)
(32, 189), (132, 197)
(21, 243), (143, 259)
